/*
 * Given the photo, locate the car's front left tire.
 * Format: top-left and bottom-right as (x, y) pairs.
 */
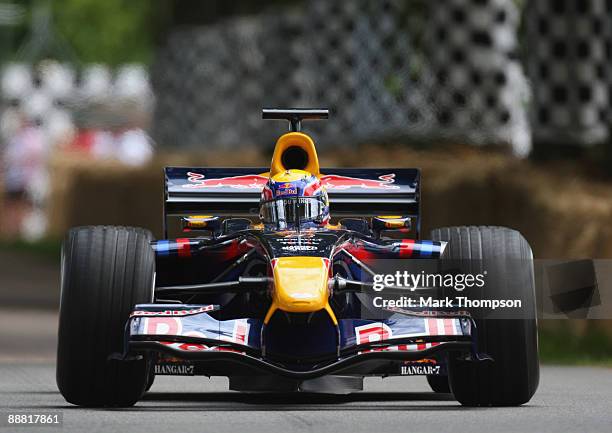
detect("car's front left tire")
(426, 374), (451, 393)
(56, 226), (155, 407)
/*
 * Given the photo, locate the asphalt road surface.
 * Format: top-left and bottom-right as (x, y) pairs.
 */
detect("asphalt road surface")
(1, 309), (612, 433)
(1, 362), (611, 433)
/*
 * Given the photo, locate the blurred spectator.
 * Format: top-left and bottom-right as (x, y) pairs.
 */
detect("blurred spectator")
(1, 113), (48, 238)
(1, 61), (154, 240)
(65, 63), (154, 166)
(68, 97), (154, 166)
(43, 108), (74, 148)
(91, 127), (153, 167)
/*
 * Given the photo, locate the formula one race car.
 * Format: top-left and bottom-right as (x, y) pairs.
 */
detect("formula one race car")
(57, 109), (539, 407)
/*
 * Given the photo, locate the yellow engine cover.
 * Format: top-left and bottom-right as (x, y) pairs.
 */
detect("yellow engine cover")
(270, 132), (321, 177)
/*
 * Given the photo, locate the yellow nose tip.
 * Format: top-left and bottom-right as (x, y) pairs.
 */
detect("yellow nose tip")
(263, 256), (337, 325)
(271, 256), (329, 312)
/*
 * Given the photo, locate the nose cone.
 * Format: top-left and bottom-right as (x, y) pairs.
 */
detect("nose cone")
(272, 257), (329, 313)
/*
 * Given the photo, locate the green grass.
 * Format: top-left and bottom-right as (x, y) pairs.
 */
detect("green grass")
(539, 325), (612, 368)
(0, 238), (62, 262)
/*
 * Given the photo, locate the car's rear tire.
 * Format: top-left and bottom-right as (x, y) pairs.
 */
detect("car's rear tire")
(56, 226), (155, 407)
(426, 375), (451, 393)
(431, 226), (539, 406)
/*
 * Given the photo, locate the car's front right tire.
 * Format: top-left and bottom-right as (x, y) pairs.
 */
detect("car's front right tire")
(56, 226), (155, 407)
(431, 226), (539, 406)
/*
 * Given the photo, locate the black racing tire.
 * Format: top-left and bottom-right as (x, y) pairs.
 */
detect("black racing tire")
(56, 226), (155, 407)
(426, 374), (451, 393)
(431, 226), (539, 406)
(145, 369), (155, 392)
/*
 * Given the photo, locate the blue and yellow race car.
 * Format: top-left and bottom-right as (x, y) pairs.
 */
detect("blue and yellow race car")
(57, 109), (539, 407)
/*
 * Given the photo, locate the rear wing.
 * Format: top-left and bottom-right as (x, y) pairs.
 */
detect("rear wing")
(164, 167), (420, 237)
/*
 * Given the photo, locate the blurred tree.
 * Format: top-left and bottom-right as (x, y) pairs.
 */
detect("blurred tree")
(6, 0), (173, 65)
(6, 0), (301, 65)
(0, 1), (26, 62)
(50, 0), (166, 65)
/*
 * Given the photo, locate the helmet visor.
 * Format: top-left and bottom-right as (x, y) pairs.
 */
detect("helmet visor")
(260, 197), (327, 229)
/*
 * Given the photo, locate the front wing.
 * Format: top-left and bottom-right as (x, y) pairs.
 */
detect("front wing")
(122, 304), (473, 379)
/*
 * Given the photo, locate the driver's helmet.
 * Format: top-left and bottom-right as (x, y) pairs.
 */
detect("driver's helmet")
(260, 169), (330, 230)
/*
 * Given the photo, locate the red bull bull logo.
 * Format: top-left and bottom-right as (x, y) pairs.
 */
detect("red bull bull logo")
(184, 172), (268, 189)
(320, 173), (398, 190)
(183, 172), (399, 191)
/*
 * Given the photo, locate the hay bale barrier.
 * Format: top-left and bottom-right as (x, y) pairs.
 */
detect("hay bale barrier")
(47, 150), (269, 238)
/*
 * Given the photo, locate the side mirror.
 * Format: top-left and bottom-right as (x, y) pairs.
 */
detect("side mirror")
(372, 216), (411, 238)
(181, 215), (221, 236)
(339, 218), (371, 235)
(222, 218), (252, 234)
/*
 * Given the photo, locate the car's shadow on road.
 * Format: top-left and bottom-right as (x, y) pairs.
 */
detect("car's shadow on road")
(114, 390), (468, 411)
(143, 390), (455, 404)
(20, 390), (501, 412)
(23, 390), (468, 411)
